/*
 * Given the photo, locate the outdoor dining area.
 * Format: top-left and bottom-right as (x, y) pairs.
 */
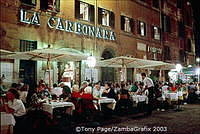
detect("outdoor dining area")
(1, 48), (200, 134)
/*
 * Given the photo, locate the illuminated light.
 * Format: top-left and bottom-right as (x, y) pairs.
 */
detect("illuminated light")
(196, 58), (200, 62)
(196, 68), (200, 75)
(176, 64), (182, 72)
(188, 65), (192, 68)
(87, 56), (96, 68)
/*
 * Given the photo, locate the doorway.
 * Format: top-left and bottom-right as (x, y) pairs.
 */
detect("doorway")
(101, 49), (115, 82)
(19, 60), (37, 88)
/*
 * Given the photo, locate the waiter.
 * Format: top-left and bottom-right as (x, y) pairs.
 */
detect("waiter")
(141, 73), (154, 116)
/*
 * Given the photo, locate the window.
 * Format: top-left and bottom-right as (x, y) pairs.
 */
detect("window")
(178, 21), (185, 38)
(162, 14), (171, 33)
(163, 46), (171, 61)
(75, 0), (94, 22)
(40, 0), (60, 12)
(138, 21), (146, 36)
(152, 26), (160, 40)
(80, 2), (89, 21)
(21, 0), (36, 6)
(20, 40), (37, 52)
(152, 0), (159, 8)
(98, 8), (115, 28)
(21, 0), (37, 6)
(121, 16), (134, 33)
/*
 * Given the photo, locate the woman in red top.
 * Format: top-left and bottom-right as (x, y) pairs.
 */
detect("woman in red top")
(170, 83), (177, 92)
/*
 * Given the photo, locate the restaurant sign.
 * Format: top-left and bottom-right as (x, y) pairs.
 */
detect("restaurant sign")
(19, 9), (116, 41)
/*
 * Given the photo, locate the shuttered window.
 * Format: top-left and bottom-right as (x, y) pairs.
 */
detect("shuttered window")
(98, 8), (115, 28)
(121, 16), (134, 33)
(138, 21), (146, 36)
(163, 46), (171, 61)
(162, 14), (171, 33)
(40, 0), (60, 12)
(20, 40), (37, 52)
(152, 26), (160, 40)
(178, 21), (185, 38)
(75, 0), (94, 23)
(21, 0), (36, 6)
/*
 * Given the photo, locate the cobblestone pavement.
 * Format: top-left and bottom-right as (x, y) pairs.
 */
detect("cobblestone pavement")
(101, 104), (200, 134)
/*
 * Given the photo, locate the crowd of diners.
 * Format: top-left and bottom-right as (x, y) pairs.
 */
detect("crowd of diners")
(0, 73), (200, 134)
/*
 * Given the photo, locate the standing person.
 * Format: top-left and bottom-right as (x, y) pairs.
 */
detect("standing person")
(141, 73), (154, 116)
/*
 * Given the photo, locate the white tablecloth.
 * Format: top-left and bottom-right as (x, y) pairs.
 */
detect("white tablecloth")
(164, 92), (178, 101)
(195, 91), (200, 95)
(42, 102), (75, 115)
(93, 97), (116, 111)
(131, 95), (148, 104)
(0, 112), (16, 126)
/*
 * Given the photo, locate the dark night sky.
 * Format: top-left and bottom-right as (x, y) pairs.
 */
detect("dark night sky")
(191, 0), (200, 57)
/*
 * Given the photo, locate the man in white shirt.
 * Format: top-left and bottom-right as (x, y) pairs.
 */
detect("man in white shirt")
(93, 82), (102, 98)
(141, 73), (154, 116)
(51, 83), (63, 97)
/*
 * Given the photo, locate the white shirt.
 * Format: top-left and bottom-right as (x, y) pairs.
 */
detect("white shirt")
(8, 99), (26, 117)
(93, 88), (103, 98)
(143, 77), (154, 88)
(51, 87), (63, 97)
(162, 85), (169, 93)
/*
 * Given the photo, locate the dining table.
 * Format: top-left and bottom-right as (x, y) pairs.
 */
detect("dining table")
(93, 97), (116, 111)
(131, 95), (149, 104)
(42, 101), (75, 116)
(1, 112), (16, 134)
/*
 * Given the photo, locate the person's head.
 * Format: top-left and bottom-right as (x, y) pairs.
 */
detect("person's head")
(72, 85), (79, 92)
(121, 83), (126, 89)
(37, 83), (46, 92)
(138, 82), (144, 88)
(134, 81), (139, 86)
(11, 83), (18, 89)
(81, 81), (89, 89)
(141, 73), (146, 80)
(53, 83), (57, 88)
(105, 82), (112, 89)
(63, 85), (71, 94)
(84, 86), (92, 94)
(6, 88), (20, 100)
(94, 82), (100, 90)
(115, 83), (120, 88)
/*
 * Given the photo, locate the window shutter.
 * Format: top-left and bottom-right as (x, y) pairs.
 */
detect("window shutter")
(151, 26), (154, 39)
(144, 22), (146, 36)
(121, 16), (125, 30)
(55, 0), (60, 12)
(166, 16), (171, 33)
(110, 11), (115, 28)
(163, 15), (167, 32)
(158, 27), (161, 40)
(98, 8), (102, 25)
(89, 5), (95, 23)
(130, 18), (134, 33)
(137, 20), (141, 34)
(75, 0), (80, 19)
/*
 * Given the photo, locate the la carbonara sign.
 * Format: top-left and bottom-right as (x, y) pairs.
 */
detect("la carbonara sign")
(19, 9), (116, 41)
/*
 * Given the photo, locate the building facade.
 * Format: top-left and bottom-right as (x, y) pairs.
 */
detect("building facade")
(0, 0), (195, 86)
